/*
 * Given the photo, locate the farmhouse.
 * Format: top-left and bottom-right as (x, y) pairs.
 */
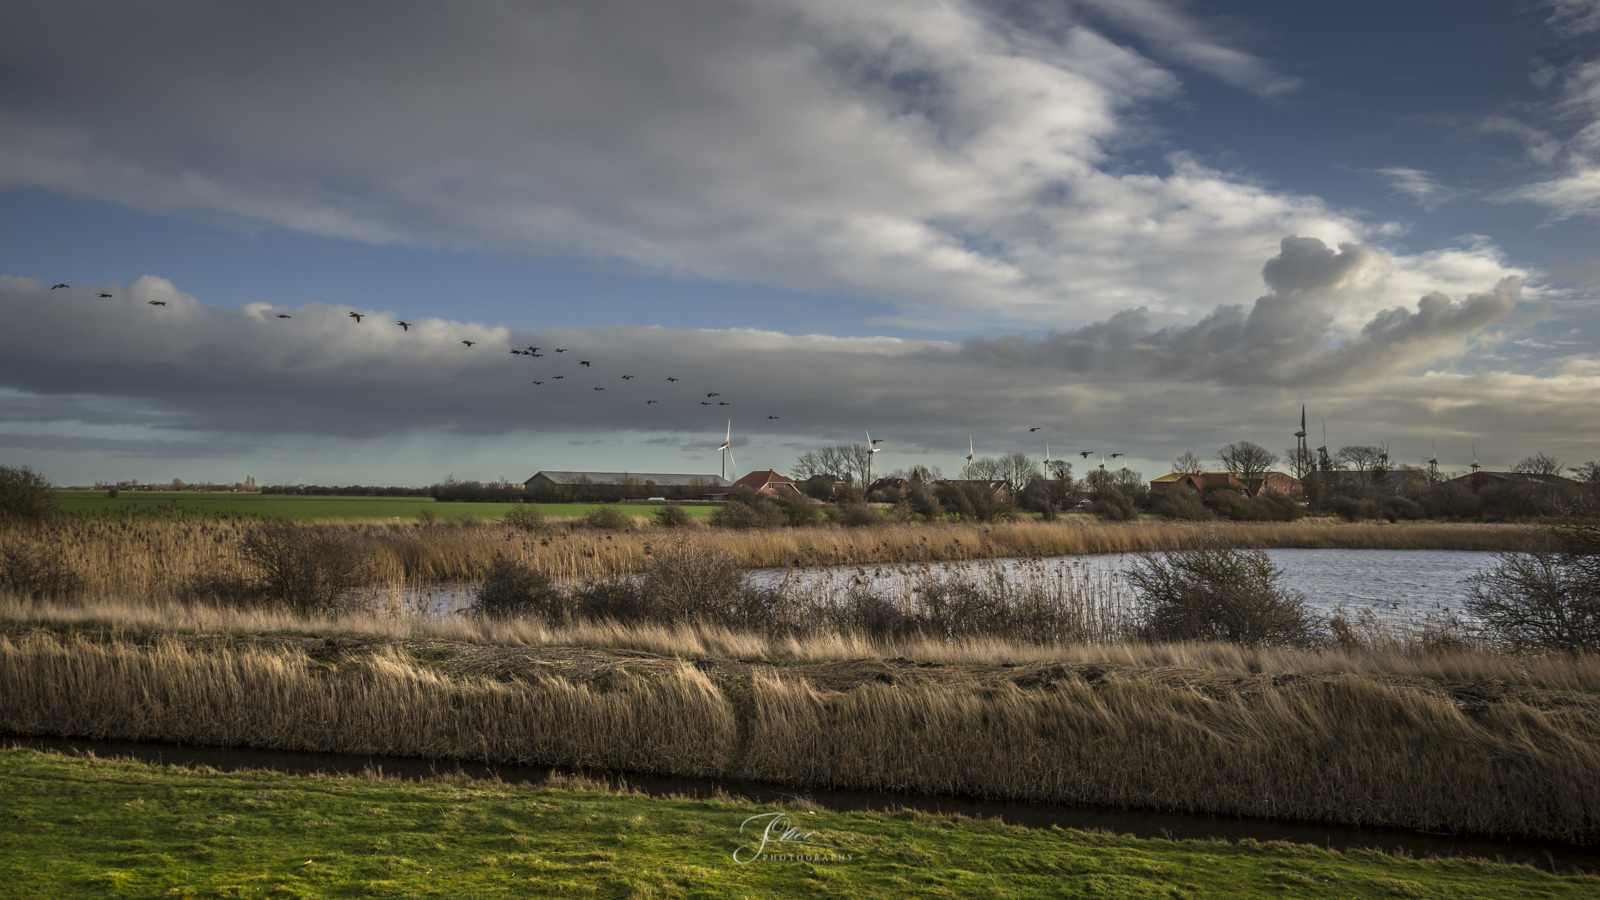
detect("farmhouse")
(1150, 471), (1302, 497)
(1446, 471), (1577, 495)
(732, 469), (803, 498)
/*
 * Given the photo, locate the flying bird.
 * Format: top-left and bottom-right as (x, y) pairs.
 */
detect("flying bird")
(706, 392), (719, 397)
(530, 352), (542, 357)
(580, 360), (591, 367)
(1029, 427), (1042, 432)
(1079, 451), (1093, 458)
(1110, 453), (1124, 458)
(147, 300), (166, 306)
(647, 400), (658, 404)
(555, 348), (568, 353)
(718, 401), (730, 405)
(527, 347), (539, 353)
(51, 284), (69, 289)
(510, 350), (522, 355)
(701, 401), (711, 405)
(594, 386), (605, 391)
(532, 381), (543, 385)
(397, 321), (412, 331)
(553, 375), (564, 379)
(767, 416), (779, 419)
(348, 312), (364, 322)
(621, 375), (633, 380)
(667, 377), (679, 382)
(96, 293), (113, 298)
(461, 340), (475, 347)
(869, 438), (884, 445)
(276, 314), (291, 319)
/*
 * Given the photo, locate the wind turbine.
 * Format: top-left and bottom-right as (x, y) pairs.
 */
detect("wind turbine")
(1317, 419), (1331, 471)
(866, 430), (883, 488)
(966, 436), (975, 480)
(718, 421), (736, 482)
(1294, 406), (1308, 478)
(1429, 439), (1439, 480)
(1470, 445), (1482, 474)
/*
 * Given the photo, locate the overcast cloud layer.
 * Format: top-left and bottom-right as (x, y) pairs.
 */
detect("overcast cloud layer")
(1, 0), (1596, 482)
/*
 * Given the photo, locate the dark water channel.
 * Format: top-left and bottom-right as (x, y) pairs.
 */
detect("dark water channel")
(10, 735), (1596, 876)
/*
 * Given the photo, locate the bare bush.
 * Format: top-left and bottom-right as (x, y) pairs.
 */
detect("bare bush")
(469, 556), (564, 621)
(1128, 544), (1322, 647)
(238, 523), (372, 614)
(653, 503), (694, 528)
(1466, 521), (1600, 654)
(0, 534), (82, 600)
(0, 464), (57, 526)
(502, 501), (548, 532)
(640, 542), (747, 623)
(582, 507), (631, 531)
(1152, 489), (1210, 521)
(710, 501), (783, 529)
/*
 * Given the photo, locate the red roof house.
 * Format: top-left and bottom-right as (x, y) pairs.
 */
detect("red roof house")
(732, 470), (803, 498)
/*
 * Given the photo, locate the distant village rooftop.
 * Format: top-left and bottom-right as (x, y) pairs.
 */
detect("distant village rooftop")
(523, 471), (732, 487)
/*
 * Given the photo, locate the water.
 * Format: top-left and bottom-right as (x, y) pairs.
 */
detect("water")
(9, 735), (1593, 874)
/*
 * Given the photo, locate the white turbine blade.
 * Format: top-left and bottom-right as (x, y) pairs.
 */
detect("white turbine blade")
(728, 445), (736, 473)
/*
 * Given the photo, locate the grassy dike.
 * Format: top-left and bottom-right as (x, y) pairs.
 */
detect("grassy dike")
(2, 748), (1594, 899)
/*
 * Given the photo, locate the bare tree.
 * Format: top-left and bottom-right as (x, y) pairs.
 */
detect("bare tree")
(1281, 445), (1316, 481)
(994, 452), (1041, 495)
(1334, 445), (1385, 489)
(1171, 451), (1203, 474)
(1513, 453), (1565, 477)
(1573, 461), (1600, 485)
(1217, 442), (1278, 483)
(890, 464), (943, 484)
(967, 456), (1004, 482)
(792, 444), (874, 486)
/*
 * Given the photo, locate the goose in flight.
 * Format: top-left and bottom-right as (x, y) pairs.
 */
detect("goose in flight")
(767, 416), (779, 420)
(667, 377), (679, 382)
(1079, 451), (1093, 458)
(275, 314), (291, 319)
(51, 283), (69, 289)
(555, 348), (568, 353)
(462, 340), (475, 347)
(701, 401), (711, 405)
(579, 360), (591, 367)
(1029, 427), (1042, 432)
(706, 392), (719, 397)
(397, 321), (412, 331)
(1110, 452), (1124, 459)
(348, 312), (364, 322)
(869, 437), (883, 445)
(510, 349), (523, 355)
(147, 300), (167, 306)
(532, 381), (543, 385)
(530, 352), (542, 357)
(96, 293), (113, 298)
(594, 386), (605, 391)
(647, 400), (658, 404)
(553, 375), (564, 379)
(621, 375), (633, 380)
(718, 401), (730, 406)
(527, 347), (539, 353)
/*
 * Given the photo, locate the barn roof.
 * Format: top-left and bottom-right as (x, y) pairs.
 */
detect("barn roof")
(524, 471), (732, 487)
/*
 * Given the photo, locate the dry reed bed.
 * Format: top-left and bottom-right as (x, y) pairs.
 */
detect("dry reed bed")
(10, 591), (1600, 692)
(2, 630), (1596, 843)
(5, 517), (1533, 600)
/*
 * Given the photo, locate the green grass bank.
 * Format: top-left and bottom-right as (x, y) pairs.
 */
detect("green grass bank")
(2, 748), (1593, 899)
(52, 491), (719, 523)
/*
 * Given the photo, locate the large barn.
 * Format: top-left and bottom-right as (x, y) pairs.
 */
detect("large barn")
(523, 471), (733, 501)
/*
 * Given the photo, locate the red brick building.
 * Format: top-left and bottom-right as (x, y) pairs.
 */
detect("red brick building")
(731, 469), (803, 498)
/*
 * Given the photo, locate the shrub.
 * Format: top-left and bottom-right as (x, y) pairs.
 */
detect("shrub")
(1127, 544), (1321, 647)
(1465, 521), (1600, 654)
(417, 507), (439, 528)
(582, 507), (631, 531)
(1379, 496), (1426, 522)
(468, 556), (564, 621)
(238, 523), (371, 615)
(0, 464), (57, 526)
(709, 501), (783, 529)
(1328, 496), (1374, 522)
(1089, 491), (1138, 521)
(502, 501), (547, 532)
(776, 496), (820, 527)
(0, 534), (82, 600)
(639, 542), (747, 623)
(1253, 491), (1304, 522)
(652, 503), (694, 528)
(1152, 490), (1210, 521)
(572, 574), (647, 622)
(906, 484), (943, 521)
(832, 503), (879, 527)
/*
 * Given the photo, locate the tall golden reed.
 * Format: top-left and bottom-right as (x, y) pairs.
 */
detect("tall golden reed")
(2, 632), (1595, 842)
(3, 516), (1533, 601)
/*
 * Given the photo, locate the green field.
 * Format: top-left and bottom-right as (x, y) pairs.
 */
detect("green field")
(52, 492), (719, 523)
(1, 748), (1588, 899)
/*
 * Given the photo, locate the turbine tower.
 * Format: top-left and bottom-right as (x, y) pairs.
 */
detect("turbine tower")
(1294, 405), (1308, 478)
(966, 435), (975, 480)
(718, 421), (736, 482)
(1429, 440), (1439, 480)
(1470, 445), (1482, 474)
(866, 430), (883, 489)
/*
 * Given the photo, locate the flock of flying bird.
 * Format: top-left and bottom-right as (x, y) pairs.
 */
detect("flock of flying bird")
(51, 281), (788, 420)
(53, 282), (1126, 469)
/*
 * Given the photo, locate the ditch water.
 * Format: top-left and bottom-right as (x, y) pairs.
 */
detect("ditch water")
(9, 735), (1595, 875)
(412, 549), (1501, 630)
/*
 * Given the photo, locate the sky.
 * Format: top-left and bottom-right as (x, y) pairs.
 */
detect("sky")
(2, 0), (1598, 487)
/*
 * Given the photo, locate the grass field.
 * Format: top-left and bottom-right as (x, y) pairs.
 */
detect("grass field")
(52, 491), (718, 522)
(2, 748), (1591, 899)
